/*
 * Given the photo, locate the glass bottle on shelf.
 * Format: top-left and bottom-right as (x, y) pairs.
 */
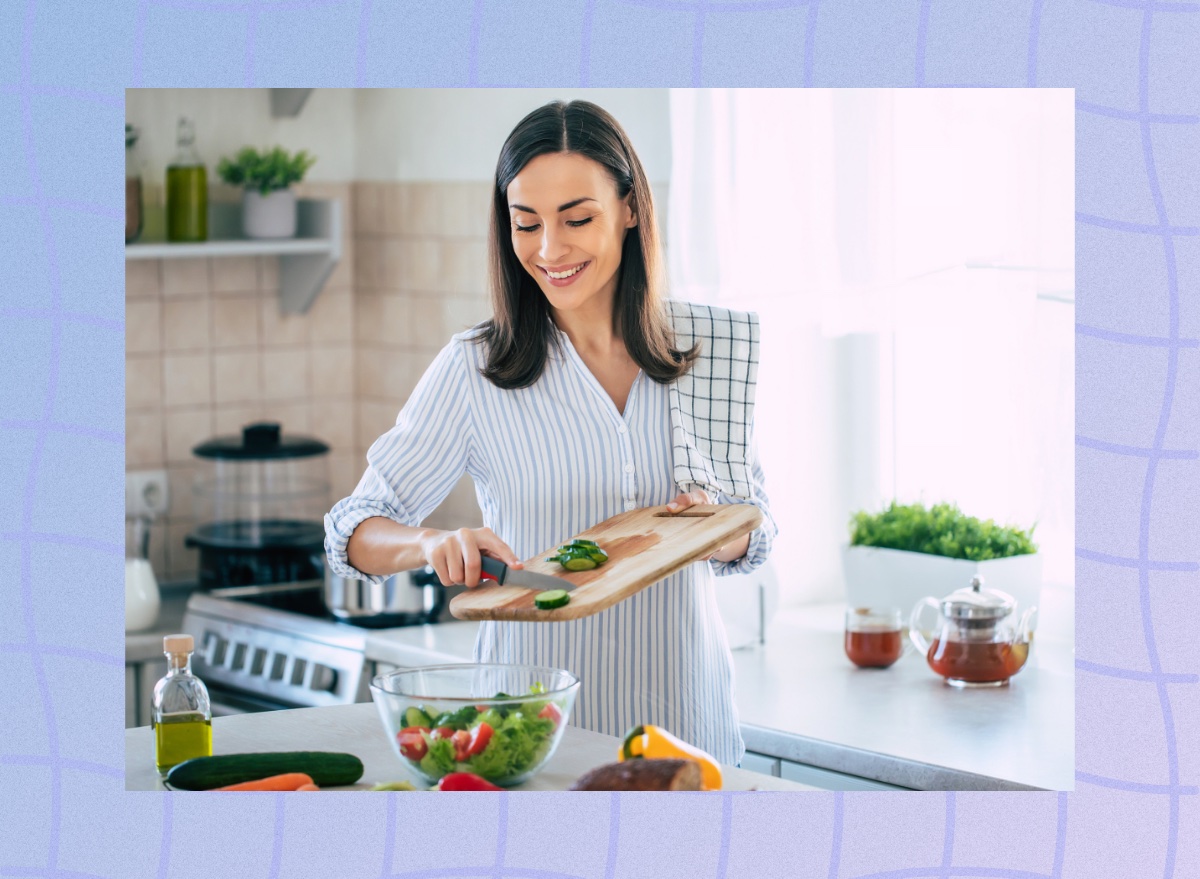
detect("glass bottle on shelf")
(166, 116), (207, 242)
(151, 634), (212, 776)
(125, 124), (143, 243)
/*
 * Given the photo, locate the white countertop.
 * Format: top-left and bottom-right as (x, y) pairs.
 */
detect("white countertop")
(124, 702), (816, 791)
(131, 590), (1072, 790)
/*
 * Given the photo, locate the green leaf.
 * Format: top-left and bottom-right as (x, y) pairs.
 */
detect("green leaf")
(848, 500), (1037, 560)
(216, 145), (317, 192)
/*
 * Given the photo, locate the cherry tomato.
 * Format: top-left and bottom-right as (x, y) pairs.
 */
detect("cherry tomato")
(451, 729), (471, 762)
(466, 721), (494, 756)
(396, 726), (428, 761)
(437, 772), (503, 792)
(537, 703), (563, 729)
(432, 726), (455, 740)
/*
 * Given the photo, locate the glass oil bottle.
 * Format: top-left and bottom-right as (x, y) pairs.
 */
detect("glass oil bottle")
(166, 116), (207, 242)
(152, 634), (212, 776)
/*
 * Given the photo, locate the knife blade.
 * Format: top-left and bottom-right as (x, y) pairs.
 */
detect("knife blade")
(475, 555), (576, 592)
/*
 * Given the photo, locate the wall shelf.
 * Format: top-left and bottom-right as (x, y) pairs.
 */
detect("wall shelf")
(125, 198), (341, 315)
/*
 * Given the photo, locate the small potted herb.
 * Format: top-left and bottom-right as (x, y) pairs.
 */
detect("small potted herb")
(842, 501), (1041, 615)
(217, 146), (317, 239)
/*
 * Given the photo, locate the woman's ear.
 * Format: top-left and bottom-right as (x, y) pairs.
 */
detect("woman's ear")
(625, 196), (639, 229)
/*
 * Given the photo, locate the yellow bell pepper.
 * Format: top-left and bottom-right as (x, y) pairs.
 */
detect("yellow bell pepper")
(619, 724), (723, 791)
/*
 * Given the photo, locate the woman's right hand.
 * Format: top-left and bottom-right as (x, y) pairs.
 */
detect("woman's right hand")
(419, 527), (524, 587)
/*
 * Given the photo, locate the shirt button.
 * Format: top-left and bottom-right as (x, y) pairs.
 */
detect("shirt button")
(624, 501), (636, 511)
(624, 463), (635, 474)
(618, 424), (628, 434)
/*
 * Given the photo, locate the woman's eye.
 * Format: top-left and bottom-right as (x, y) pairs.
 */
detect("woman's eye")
(566, 218), (593, 228)
(514, 223), (540, 234)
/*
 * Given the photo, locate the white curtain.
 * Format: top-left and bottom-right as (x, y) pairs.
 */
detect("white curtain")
(668, 88), (1074, 604)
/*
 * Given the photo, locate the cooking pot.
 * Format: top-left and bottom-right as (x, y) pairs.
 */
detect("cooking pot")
(324, 563), (446, 628)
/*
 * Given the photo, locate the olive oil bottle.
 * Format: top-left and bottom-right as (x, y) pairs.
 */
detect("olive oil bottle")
(152, 634), (212, 776)
(166, 117), (207, 242)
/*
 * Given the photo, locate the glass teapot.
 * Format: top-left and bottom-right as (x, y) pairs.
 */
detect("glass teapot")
(909, 576), (1037, 688)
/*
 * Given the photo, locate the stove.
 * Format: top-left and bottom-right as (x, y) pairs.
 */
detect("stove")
(182, 580), (385, 715)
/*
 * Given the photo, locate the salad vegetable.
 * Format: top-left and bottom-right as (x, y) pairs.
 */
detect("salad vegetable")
(396, 684), (563, 785)
(546, 539), (609, 572)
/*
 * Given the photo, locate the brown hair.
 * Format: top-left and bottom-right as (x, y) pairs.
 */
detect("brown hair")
(474, 100), (698, 389)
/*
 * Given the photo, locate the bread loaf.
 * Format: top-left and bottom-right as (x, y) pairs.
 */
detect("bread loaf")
(569, 759), (703, 791)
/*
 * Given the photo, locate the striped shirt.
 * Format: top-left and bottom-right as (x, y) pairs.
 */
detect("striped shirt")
(325, 317), (776, 765)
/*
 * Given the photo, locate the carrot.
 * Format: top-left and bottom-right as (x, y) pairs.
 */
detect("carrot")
(215, 772), (314, 791)
(295, 783), (320, 791)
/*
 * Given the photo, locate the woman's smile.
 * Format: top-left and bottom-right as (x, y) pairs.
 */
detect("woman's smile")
(539, 260), (591, 286)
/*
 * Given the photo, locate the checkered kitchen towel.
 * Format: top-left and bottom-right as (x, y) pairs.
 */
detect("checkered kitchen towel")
(665, 299), (760, 501)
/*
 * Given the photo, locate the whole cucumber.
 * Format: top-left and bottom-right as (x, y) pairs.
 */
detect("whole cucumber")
(167, 751), (364, 790)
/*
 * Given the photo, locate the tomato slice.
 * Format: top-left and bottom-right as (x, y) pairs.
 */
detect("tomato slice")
(466, 721), (494, 756)
(537, 703), (563, 729)
(432, 726), (455, 740)
(451, 729), (471, 762)
(397, 727), (428, 761)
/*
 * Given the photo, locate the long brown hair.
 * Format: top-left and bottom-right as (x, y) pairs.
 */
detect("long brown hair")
(475, 100), (698, 389)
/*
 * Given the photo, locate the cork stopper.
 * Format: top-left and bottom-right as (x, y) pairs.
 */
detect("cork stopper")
(163, 634), (194, 655)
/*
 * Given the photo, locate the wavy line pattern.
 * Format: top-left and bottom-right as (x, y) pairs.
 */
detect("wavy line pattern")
(0, 1), (1195, 879)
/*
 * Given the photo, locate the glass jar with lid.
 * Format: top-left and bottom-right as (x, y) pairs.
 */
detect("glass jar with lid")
(186, 422), (331, 589)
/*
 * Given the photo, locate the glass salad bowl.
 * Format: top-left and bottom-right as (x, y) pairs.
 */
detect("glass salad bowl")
(370, 663), (580, 787)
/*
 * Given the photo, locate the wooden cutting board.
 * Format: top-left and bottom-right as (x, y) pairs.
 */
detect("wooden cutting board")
(448, 504), (762, 622)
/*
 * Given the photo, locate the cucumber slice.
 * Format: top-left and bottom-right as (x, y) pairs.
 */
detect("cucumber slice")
(562, 556), (598, 572)
(534, 589), (571, 609)
(586, 549), (608, 564)
(403, 706), (433, 729)
(568, 539), (598, 547)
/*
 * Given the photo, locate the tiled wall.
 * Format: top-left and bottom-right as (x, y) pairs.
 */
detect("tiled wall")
(127, 179), (666, 583)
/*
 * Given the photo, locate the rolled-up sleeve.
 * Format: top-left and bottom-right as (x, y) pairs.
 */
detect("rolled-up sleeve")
(324, 340), (475, 584)
(708, 437), (777, 577)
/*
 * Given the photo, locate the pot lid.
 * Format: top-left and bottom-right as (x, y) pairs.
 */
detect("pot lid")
(940, 575), (1014, 621)
(193, 422), (329, 460)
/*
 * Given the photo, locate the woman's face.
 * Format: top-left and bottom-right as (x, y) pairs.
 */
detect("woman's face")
(506, 151), (636, 321)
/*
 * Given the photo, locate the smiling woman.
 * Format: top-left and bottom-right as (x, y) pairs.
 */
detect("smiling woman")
(325, 100), (778, 767)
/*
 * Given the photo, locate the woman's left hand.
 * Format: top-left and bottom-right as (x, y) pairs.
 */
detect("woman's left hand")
(665, 489), (751, 563)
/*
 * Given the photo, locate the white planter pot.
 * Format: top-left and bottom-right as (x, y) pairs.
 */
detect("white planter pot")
(841, 544), (1042, 627)
(242, 188), (297, 239)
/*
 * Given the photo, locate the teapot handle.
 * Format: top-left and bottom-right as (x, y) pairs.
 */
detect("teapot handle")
(1018, 605), (1039, 643)
(909, 597), (939, 656)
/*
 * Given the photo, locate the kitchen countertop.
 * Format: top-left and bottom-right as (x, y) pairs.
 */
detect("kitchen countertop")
(130, 590), (1072, 790)
(124, 702), (817, 791)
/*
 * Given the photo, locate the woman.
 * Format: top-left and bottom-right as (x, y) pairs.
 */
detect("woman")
(326, 100), (776, 765)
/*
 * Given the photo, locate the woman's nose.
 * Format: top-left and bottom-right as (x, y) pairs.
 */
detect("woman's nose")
(538, 226), (569, 262)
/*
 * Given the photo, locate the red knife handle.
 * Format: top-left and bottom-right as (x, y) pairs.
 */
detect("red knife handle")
(479, 556), (507, 584)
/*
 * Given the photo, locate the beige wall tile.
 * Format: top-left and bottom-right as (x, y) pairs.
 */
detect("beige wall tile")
(210, 256), (258, 294)
(382, 183), (411, 236)
(125, 299), (161, 355)
(355, 239), (384, 290)
(409, 295), (444, 350)
(407, 183), (440, 236)
(165, 517), (198, 582)
(310, 345), (354, 398)
(125, 260), (161, 299)
(356, 346), (387, 399)
(444, 296), (489, 337)
(125, 411), (164, 468)
(164, 408), (212, 464)
(356, 400), (398, 450)
(162, 353), (212, 407)
(213, 404), (262, 436)
(308, 289), (353, 345)
(381, 350), (417, 400)
(161, 258), (210, 297)
(162, 297), (211, 352)
(126, 356), (162, 409)
(260, 401), (310, 433)
(261, 349), (310, 400)
(310, 398), (355, 452)
(327, 236), (354, 290)
(166, 463), (199, 520)
(354, 290), (384, 345)
(258, 256), (279, 293)
(213, 351), (260, 404)
(260, 296), (309, 347)
(442, 182), (489, 239)
(212, 295), (259, 349)
(442, 238), (489, 296)
(354, 182), (381, 236)
(328, 452), (364, 503)
(378, 293), (412, 347)
(399, 238), (441, 292)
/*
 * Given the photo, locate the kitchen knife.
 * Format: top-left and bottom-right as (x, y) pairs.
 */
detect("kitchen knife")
(473, 555), (576, 592)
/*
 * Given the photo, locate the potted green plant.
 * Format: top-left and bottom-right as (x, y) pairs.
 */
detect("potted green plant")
(217, 146), (316, 239)
(842, 501), (1041, 617)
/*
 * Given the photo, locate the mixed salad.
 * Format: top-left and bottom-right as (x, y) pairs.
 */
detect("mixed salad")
(394, 683), (564, 785)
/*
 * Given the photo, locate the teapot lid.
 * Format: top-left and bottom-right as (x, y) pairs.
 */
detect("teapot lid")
(941, 576), (1014, 621)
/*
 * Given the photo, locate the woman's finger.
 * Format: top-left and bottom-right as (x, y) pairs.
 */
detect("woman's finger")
(477, 530), (523, 568)
(666, 488), (712, 512)
(458, 529), (481, 587)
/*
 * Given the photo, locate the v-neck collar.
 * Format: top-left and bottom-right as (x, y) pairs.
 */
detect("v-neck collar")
(553, 325), (642, 420)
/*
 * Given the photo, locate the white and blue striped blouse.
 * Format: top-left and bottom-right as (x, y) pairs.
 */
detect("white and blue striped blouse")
(325, 319), (776, 765)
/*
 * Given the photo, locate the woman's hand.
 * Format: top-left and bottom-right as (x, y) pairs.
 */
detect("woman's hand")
(665, 489), (752, 563)
(419, 527), (524, 587)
